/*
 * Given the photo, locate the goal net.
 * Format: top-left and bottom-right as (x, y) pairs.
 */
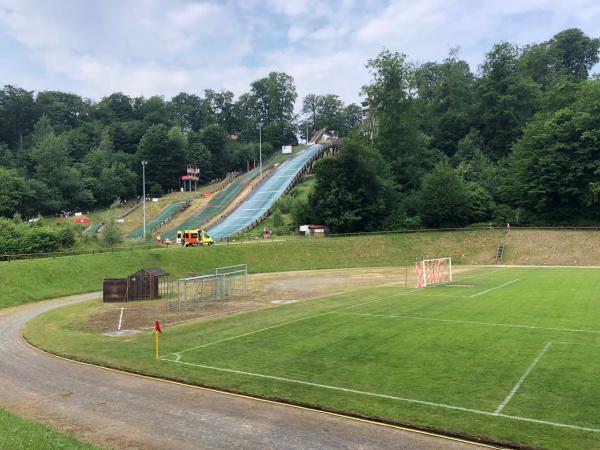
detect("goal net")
(415, 257), (452, 288)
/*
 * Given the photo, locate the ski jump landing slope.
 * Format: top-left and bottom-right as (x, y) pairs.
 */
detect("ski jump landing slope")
(208, 144), (325, 240)
(161, 169), (260, 241)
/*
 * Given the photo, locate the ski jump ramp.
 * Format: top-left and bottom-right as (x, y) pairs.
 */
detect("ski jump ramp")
(208, 144), (327, 240)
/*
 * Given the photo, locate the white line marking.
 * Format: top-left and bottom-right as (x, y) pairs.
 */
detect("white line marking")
(494, 342), (552, 415)
(332, 312), (600, 334)
(161, 357), (600, 434)
(469, 279), (520, 298)
(117, 307), (124, 331)
(554, 341), (600, 348)
(170, 290), (419, 357)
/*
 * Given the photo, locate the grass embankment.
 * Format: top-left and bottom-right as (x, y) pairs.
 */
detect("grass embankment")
(504, 229), (600, 265)
(25, 267), (600, 450)
(0, 230), (502, 309)
(0, 407), (98, 450)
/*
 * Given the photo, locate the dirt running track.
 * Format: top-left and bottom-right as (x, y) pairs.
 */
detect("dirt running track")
(0, 294), (485, 450)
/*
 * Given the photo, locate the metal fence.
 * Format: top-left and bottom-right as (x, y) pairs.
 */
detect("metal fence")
(166, 264), (248, 310)
(215, 264), (248, 297)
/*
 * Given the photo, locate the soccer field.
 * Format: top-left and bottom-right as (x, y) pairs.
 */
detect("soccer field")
(157, 266), (600, 449)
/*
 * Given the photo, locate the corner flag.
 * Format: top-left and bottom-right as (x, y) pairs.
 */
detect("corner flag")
(155, 320), (161, 359)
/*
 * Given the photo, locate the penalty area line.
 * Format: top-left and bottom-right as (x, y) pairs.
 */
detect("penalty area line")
(494, 342), (552, 415)
(331, 312), (600, 334)
(160, 357), (600, 434)
(469, 279), (520, 298)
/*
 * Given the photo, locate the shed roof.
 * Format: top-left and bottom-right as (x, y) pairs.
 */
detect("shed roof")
(138, 267), (170, 277)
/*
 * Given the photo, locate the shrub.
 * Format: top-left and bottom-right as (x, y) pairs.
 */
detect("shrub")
(0, 219), (77, 254)
(102, 219), (123, 247)
(272, 210), (284, 227)
(277, 196), (294, 214)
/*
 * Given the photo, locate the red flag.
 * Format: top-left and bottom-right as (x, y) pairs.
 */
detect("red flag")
(155, 320), (162, 333)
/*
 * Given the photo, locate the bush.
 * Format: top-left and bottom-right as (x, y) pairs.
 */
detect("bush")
(272, 210), (284, 227)
(56, 225), (76, 247)
(0, 219), (77, 254)
(291, 200), (312, 227)
(102, 219), (123, 247)
(277, 196), (294, 214)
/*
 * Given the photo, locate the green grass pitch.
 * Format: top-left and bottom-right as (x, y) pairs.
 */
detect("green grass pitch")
(0, 406), (98, 450)
(26, 266), (600, 449)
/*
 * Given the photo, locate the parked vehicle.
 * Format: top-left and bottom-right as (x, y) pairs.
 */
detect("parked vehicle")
(177, 229), (214, 247)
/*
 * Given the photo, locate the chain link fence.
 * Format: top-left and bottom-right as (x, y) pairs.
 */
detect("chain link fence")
(166, 264), (248, 310)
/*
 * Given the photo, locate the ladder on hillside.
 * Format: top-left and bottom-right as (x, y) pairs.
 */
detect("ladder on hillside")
(496, 243), (505, 264)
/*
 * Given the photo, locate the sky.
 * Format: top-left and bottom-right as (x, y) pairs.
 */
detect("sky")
(1, 0), (599, 106)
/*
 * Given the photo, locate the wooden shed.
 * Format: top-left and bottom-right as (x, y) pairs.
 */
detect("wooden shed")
(103, 268), (170, 302)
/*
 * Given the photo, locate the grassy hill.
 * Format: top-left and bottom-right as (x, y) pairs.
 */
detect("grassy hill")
(4, 228), (600, 310)
(0, 230), (502, 308)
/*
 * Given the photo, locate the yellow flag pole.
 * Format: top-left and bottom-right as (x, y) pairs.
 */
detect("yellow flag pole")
(155, 330), (159, 359)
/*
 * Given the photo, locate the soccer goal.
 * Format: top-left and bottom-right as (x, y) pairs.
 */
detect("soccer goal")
(415, 257), (452, 288)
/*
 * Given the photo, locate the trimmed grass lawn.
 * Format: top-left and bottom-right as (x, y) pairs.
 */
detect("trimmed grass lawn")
(0, 230), (502, 308)
(0, 407), (98, 450)
(25, 266), (600, 449)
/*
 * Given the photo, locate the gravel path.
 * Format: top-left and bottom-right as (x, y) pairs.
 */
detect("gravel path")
(0, 293), (487, 450)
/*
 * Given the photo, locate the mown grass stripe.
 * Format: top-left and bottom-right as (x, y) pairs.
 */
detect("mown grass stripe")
(333, 312), (600, 334)
(161, 358), (600, 434)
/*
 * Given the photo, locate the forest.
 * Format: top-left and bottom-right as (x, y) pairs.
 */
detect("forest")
(297, 28), (600, 231)
(0, 72), (360, 218)
(0, 28), (599, 234)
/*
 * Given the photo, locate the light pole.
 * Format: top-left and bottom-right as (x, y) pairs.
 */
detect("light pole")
(258, 124), (262, 179)
(141, 160), (147, 239)
(306, 121), (309, 144)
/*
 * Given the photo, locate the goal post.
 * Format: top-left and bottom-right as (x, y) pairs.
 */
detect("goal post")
(415, 257), (452, 288)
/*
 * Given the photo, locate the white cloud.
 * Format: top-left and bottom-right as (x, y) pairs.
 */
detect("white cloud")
(0, 0), (599, 105)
